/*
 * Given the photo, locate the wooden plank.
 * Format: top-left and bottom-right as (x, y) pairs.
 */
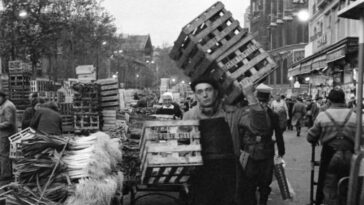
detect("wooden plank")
(101, 84), (118, 90)
(230, 52), (270, 79)
(101, 95), (119, 102)
(100, 90), (119, 96)
(143, 120), (199, 127)
(101, 101), (119, 107)
(97, 78), (118, 85)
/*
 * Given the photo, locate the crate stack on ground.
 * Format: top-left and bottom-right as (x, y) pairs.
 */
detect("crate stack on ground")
(31, 79), (58, 102)
(139, 120), (202, 185)
(8, 61), (32, 110)
(97, 78), (120, 110)
(0, 74), (9, 96)
(59, 103), (74, 133)
(170, 1), (277, 103)
(101, 110), (117, 131)
(72, 83), (101, 134)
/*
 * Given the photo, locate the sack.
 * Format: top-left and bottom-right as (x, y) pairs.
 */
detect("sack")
(239, 150), (250, 170)
(274, 157), (292, 200)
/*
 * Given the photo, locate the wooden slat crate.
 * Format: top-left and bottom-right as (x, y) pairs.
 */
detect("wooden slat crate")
(97, 78), (119, 110)
(170, 1), (248, 80)
(30, 79), (55, 92)
(59, 103), (73, 115)
(8, 60), (32, 74)
(8, 128), (36, 159)
(101, 110), (116, 130)
(74, 113), (100, 132)
(139, 120), (202, 185)
(208, 33), (277, 103)
(62, 115), (74, 133)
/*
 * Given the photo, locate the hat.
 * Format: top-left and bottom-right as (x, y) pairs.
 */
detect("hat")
(0, 90), (7, 97)
(190, 77), (219, 92)
(162, 92), (173, 100)
(256, 84), (272, 102)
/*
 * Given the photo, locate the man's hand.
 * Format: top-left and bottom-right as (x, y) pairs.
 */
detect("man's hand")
(241, 79), (257, 105)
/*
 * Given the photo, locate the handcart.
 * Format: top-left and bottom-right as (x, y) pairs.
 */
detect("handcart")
(122, 120), (202, 205)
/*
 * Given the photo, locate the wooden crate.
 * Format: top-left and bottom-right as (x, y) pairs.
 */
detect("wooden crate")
(170, 1), (248, 80)
(62, 115), (74, 133)
(8, 128), (36, 159)
(74, 113), (100, 132)
(98, 78), (119, 110)
(140, 120), (202, 185)
(59, 103), (73, 115)
(208, 33), (277, 103)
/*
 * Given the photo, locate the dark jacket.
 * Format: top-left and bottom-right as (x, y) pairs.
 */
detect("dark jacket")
(30, 107), (62, 135)
(240, 104), (285, 159)
(156, 102), (182, 119)
(22, 107), (36, 129)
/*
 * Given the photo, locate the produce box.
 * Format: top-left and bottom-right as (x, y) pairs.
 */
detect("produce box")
(170, 1), (247, 80)
(170, 1), (277, 104)
(139, 120), (202, 185)
(8, 128), (36, 159)
(97, 78), (119, 110)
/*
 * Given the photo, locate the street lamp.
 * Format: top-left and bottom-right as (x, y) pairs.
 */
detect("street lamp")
(297, 9), (310, 22)
(305, 77), (310, 82)
(19, 10), (28, 18)
(289, 76), (294, 81)
(172, 78), (176, 83)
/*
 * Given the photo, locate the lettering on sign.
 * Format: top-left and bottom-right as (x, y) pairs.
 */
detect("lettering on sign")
(148, 132), (196, 140)
(222, 43), (257, 70)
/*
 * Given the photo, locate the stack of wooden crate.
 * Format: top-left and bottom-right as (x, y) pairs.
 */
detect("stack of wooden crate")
(59, 103), (74, 133)
(8, 74), (31, 110)
(101, 110), (116, 131)
(139, 120), (202, 185)
(0, 74), (9, 96)
(72, 83), (100, 134)
(97, 78), (119, 110)
(170, 2), (277, 103)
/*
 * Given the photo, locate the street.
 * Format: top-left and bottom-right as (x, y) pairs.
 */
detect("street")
(123, 127), (320, 205)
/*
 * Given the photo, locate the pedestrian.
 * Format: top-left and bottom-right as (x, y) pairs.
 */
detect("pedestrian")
(239, 84), (285, 205)
(21, 92), (39, 129)
(306, 98), (319, 128)
(183, 77), (252, 205)
(292, 97), (306, 137)
(156, 92), (182, 119)
(307, 88), (356, 205)
(271, 94), (289, 132)
(30, 101), (62, 135)
(347, 95), (356, 109)
(0, 90), (17, 181)
(286, 98), (294, 130)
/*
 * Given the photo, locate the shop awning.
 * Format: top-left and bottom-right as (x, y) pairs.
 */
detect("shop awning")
(300, 60), (312, 74)
(288, 64), (301, 77)
(326, 45), (346, 63)
(312, 55), (327, 71)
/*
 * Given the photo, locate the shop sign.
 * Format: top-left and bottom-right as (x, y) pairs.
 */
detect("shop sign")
(327, 46), (346, 63)
(300, 60), (312, 74)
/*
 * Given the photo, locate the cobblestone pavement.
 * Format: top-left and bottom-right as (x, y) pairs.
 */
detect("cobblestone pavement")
(123, 127), (320, 205)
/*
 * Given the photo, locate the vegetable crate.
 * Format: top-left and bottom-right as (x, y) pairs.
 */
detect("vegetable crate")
(97, 78), (120, 110)
(62, 115), (74, 133)
(59, 103), (73, 115)
(170, 1), (248, 81)
(101, 110), (117, 130)
(139, 120), (202, 185)
(30, 79), (55, 92)
(1, 75), (9, 95)
(8, 128), (36, 159)
(74, 113), (100, 133)
(208, 33), (277, 103)
(8, 60), (32, 74)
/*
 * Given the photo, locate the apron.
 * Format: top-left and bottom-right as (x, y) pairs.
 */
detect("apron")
(191, 118), (237, 205)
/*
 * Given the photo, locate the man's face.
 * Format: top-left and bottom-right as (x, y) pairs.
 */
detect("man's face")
(0, 96), (5, 105)
(194, 83), (217, 108)
(276, 95), (281, 101)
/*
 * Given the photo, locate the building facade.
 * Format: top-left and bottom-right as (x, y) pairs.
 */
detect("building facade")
(288, 0), (359, 100)
(249, 0), (309, 95)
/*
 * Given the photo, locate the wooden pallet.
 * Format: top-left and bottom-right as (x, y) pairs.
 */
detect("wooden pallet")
(208, 34), (277, 103)
(140, 120), (202, 185)
(170, 1), (248, 80)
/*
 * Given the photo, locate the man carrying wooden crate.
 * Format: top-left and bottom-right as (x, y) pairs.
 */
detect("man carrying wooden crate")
(0, 90), (17, 181)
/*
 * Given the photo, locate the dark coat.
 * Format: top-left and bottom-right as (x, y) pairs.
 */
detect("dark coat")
(30, 107), (62, 135)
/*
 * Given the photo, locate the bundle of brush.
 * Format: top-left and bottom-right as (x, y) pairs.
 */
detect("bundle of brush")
(64, 172), (123, 205)
(63, 132), (123, 179)
(63, 132), (123, 205)
(0, 134), (70, 204)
